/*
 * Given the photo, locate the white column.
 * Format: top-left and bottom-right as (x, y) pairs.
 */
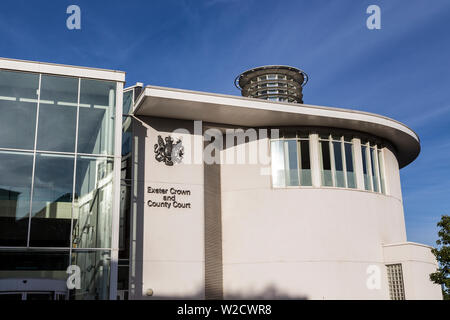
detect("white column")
(309, 133), (321, 188)
(353, 138), (364, 190)
(110, 81), (124, 300)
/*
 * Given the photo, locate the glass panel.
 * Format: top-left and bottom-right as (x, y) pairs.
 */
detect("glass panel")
(0, 293), (22, 300)
(297, 132), (308, 139)
(0, 150), (33, 246)
(320, 141), (333, 186)
(36, 75), (78, 152)
(27, 293), (54, 300)
(283, 131), (296, 139)
(70, 250), (110, 300)
(122, 90), (133, 116)
(345, 143), (356, 189)
(370, 148), (379, 192)
(30, 153), (74, 247)
(0, 70), (39, 150)
(72, 156), (113, 249)
(122, 121), (132, 157)
(361, 145), (371, 191)
(331, 135), (341, 141)
(0, 250), (69, 285)
(78, 80), (116, 155)
(271, 141), (285, 187)
(284, 140), (299, 186)
(299, 140), (312, 186)
(343, 136), (352, 142)
(377, 150), (386, 194)
(333, 141), (345, 188)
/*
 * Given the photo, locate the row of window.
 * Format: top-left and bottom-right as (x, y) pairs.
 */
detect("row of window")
(256, 89), (299, 96)
(255, 74), (288, 81)
(271, 133), (387, 194)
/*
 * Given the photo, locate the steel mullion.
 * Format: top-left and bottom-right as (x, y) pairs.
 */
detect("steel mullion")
(26, 74), (41, 248)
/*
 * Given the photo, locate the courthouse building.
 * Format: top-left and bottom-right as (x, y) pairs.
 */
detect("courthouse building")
(0, 58), (442, 300)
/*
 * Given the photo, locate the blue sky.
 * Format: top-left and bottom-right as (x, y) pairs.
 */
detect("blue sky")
(0, 0), (449, 246)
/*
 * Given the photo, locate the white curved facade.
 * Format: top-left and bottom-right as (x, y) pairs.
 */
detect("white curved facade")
(221, 145), (405, 299)
(128, 85), (442, 300)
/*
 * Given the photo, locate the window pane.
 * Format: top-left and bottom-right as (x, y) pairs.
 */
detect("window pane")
(333, 141), (345, 188)
(361, 145), (371, 191)
(0, 70), (39, 150)
(70, 250), (110, 300)
(0, 150), (33, 246)
(299, 140), (312, 186)
(30, 153), (74, 247)
(271, 141), (285, 187)
(345, 143), (356, 189)
(370, 148), (379, 192)
(36, 75), (78, 152)
(72, 156), (113, 249)
(78, 80), (116, 155)
(0, 250), (70, 284)
(320, 141), (333, 186)
(378, 150), (386, 194)
(122, 90), (133, 116)
(284, 140), (299, 186)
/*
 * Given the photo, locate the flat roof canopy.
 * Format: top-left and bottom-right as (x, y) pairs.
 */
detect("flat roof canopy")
(0, 57), (125, 82)
(133, 85), (420, 168)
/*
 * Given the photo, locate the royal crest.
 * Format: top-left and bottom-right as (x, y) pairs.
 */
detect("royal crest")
(154, 135), (184, 166)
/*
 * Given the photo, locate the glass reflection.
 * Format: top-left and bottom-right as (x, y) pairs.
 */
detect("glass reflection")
(361, 145), (371, 191)
(299, 140), (312, 186)
(320, 141), (333, 186)
(0, 150), (33, 246)
(37, 75), (78, 152)
(78, 80), (116, 155)
(72, 156), (113, 249)
(378, 150), (386, 194)
(333, 141), (345, 188)
(30, 153), (74, 247)
(0, 70), (39, 150)
(285, 140), (299, 186)
(370, 148), (379, 192)
(70, 250), (110, 300)
(345, 143), (356, 189)
(270, 141), (285, 187)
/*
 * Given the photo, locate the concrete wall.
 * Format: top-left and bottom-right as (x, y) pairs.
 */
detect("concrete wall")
(130, 121), (440, 300)
(129, 117), (205, 299)
(383, 243), (442, 300)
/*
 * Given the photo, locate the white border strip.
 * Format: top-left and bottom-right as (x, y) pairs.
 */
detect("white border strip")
(0, 57), (125, 82)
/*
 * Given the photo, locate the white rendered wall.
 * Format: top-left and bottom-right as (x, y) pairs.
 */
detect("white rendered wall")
(130, 117), (204, 299)
(383, 243), (442, 300)
(131, 123), (440, 300)
(220, 138), (438, 299)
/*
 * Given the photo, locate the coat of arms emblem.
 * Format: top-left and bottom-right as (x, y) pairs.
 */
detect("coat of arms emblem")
(154, 135), (184, 166)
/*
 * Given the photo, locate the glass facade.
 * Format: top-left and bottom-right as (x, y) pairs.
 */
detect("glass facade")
(0, 68), (119, 300)
(270, 131), (312, 187)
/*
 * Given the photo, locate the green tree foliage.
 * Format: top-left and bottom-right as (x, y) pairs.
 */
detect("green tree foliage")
(429, 215), (450, 300)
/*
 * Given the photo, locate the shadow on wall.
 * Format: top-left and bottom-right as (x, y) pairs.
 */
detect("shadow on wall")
(134, 284), (308, 300)
(225, 285), (308, 300)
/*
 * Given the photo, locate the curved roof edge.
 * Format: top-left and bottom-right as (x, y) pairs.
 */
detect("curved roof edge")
(133, 85), (420, 168)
